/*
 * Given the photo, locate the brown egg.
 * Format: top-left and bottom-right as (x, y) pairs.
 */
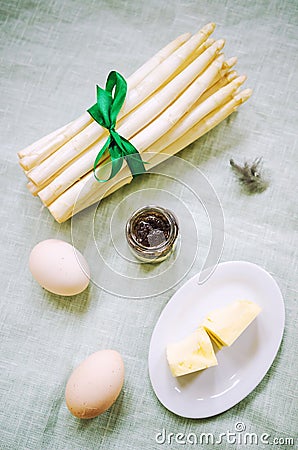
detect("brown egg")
(65, 350), (124, 419)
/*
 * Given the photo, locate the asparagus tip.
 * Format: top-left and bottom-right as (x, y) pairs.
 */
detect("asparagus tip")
(216, 54), (225, 65)
(236, 74), (247, 84)
(217, 38), (225, 49)
(205, 38), (215, 45)
(180, 32), (192, 40)
(202, 23), (216, 34)
(234, 88), (252, 102)
(228, 56), (238, 67)
(19, 159), (29, 171)
(226, 70), (238, 81)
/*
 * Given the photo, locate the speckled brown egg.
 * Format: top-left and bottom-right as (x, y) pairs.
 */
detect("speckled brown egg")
(65, 350), (124, 419)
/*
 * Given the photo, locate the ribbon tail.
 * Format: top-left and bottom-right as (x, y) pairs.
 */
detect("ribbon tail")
(93, 137), (111, 182)
(108, 144), (124, 180)
(117, 135), (147, 176)
(94, 139), (124, 183)
(125, 153), (147, 177)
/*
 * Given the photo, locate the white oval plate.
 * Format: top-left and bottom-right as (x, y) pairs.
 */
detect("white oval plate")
(148, 261), (285, 418)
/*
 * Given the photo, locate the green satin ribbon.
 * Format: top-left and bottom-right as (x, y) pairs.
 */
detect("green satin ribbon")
(87, 71), (146, 182)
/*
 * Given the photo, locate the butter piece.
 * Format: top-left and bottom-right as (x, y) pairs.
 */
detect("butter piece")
(204, 330), (224, 350)
(202, 300), (261, 347)
(166, 326), (218, 377)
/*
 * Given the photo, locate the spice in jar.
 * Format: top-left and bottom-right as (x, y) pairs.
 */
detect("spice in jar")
(125, 206), (179, 263)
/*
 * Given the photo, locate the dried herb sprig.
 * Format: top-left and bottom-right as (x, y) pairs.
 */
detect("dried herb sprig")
(230, 157), (268, 194)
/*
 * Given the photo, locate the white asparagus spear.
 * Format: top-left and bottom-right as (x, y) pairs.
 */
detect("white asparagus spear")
(26, 69), (238, 199)
(25, 43), (229, 200)
(192, 38), (215, 57)
(39, 54), (224, 206)
(170, 51), (235, 92)
(123, 23), (215, 112)
(37, 41), (225, 204)
(209, 56), (237, 86)
(183, 58), (237, 117)
(199, 67), (238, 103)
(151, 89), (253, 162)
(27, 181), (42, 196)
(49, 88), (252, 222)
(19, 113), (93, 170)
(126, 32), (191, 90)
(26, 24), (215, 184)
(123, 55), (226, 155)
(18, 31), (191, 168)
(103, 89), (253, 200)
(26, 157), (76, 195)
(122, 40), (224, 138)
(153, 37), (215, 88)
(73, 89), (253, 219)
(142, 75), (247, 156)
(26, 65), (237, 199)
(23, 24), (215, 174)
(222, 56), (237, 71)
(47, 55), (225, 218)
(75, 76), (246, 206)
(26, 58), (238, 199)
(18, 122), (71, 159)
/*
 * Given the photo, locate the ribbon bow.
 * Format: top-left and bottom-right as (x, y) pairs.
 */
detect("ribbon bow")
(87, 71), (146, 182)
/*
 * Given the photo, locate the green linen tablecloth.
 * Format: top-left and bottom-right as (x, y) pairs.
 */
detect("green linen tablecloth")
(0, 0), (297, 449)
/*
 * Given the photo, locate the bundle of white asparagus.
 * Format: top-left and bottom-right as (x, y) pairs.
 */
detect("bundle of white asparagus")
(18, 23), (252, 223)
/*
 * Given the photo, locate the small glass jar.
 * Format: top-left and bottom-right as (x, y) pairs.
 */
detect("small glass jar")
(125, 205), (179, 263)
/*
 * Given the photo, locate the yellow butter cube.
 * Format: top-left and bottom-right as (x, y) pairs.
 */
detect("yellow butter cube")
(166, 326), (218, 377)
(202, 300), (261, 347)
